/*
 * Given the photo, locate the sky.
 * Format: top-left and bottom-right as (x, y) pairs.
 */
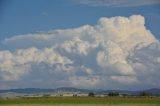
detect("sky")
(0, 0), (160, 90)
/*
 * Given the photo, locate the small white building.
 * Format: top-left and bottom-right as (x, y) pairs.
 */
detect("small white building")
(50, 94), (57, 97)
(95, 94), (106, 97)
(62, 93), (74, 97)
(24, 94), (43, 97)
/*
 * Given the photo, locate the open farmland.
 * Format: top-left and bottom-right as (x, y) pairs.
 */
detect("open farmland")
(0, 97), (160, 106)
(0, 105), (160, 106)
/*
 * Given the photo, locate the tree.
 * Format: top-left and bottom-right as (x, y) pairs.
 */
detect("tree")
(108, 92), (119, 96)
(88, 92), (95, 97)
(139, 91), (150, 96)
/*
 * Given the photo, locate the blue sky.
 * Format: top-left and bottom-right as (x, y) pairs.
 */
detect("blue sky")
(0, 0), (160, 40)
(0, 0), (160, 90)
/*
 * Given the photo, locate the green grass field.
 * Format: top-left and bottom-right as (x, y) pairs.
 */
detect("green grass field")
(0, 97), (160, 106)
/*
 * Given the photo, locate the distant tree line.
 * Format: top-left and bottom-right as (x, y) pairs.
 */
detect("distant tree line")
(139, 91), (151, 96)
(108, 92), (119, 96)
(88, 92), (95, 97)
(87, 91), (157, 97)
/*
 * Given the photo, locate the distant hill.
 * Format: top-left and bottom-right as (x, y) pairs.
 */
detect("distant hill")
(0, 87), (160, 96)
(0, 87), (91, 94)
(0, 88), (55, 94)
(144, 88), (160, 95)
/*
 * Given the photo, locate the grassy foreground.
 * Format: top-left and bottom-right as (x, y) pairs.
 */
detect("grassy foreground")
(0, 97), (160, 106)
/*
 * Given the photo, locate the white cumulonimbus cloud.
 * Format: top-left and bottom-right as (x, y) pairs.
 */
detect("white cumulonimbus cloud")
(0, 15), (160, 89)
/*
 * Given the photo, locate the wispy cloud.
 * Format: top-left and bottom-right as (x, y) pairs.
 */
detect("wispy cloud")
(73, 0), (160, 7)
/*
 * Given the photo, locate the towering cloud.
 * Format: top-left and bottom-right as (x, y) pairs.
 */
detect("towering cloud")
(0, 15), (159, 89)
